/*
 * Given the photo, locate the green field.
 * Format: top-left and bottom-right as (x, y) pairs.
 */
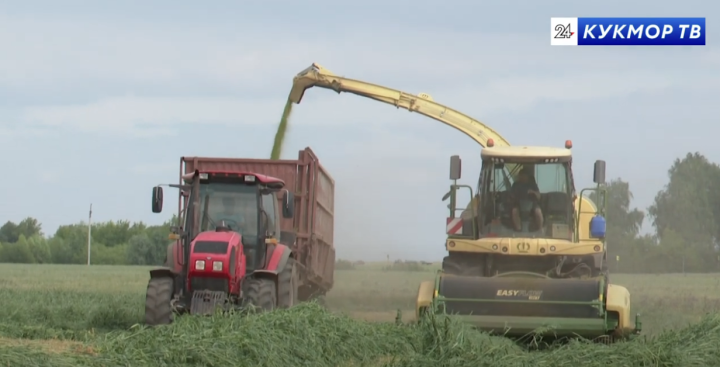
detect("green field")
(1, 263), (720, 366)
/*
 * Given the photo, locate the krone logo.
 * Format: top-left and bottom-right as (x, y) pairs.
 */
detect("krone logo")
(517, 242), (531, 252)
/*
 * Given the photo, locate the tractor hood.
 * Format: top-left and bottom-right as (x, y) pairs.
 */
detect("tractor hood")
(188, 230), (241, 276)
(193, 230), (239, 244)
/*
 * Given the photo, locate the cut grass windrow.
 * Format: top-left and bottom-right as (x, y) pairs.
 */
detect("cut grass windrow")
(1, 303), (720, 367)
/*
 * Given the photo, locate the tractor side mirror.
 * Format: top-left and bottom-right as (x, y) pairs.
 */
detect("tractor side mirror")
(282, 190), (295, 218)
(593, 160), (606, 184)
(450, 155), (462, 180)
(152, 186), (164, 213)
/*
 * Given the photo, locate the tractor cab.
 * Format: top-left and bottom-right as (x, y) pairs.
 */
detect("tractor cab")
(191, 171), (286, 273)
(150, 169), (295, 305)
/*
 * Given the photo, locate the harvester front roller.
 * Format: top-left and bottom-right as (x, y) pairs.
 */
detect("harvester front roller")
(416, 272), (641, 341)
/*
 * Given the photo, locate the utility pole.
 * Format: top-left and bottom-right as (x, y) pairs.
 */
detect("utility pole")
(87, 204), (92, 266)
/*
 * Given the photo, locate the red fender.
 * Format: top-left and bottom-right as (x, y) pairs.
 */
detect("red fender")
(257, 244), (292, 275)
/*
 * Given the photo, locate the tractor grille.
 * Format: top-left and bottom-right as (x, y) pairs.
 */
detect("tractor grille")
(190, 276), (229, 293)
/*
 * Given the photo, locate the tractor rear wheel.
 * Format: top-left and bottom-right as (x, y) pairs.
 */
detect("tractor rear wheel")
(278, 257), (299, 308)
(145, 277), (174, 326)
(243, 278), (277, 311)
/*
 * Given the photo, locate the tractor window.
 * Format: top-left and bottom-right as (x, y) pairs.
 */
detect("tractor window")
(198, 183), (258, 239)
(261, 192), (277, 235)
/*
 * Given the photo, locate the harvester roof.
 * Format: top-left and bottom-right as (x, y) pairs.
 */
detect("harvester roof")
(481, 146), (571, 160)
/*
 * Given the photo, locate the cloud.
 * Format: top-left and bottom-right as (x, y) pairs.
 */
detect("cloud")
(0, 4), (717, 261)
(36, 169), (62, 183)
(3, 13), (715, 138)
(2, 14), (712, 98)
(14, 67), (707, 137)
(128, 163), (177, 175)
(20, 96), (275, 134)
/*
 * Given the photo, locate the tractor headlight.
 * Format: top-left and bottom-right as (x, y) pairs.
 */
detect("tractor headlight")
(195, 260), (205, 270)
(212, 261), (223, 271)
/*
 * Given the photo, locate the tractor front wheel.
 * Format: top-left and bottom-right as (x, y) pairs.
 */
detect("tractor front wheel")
(278, 257), (299, 308)
(242, 278), (277, 311)
(145, 277), (174, 326)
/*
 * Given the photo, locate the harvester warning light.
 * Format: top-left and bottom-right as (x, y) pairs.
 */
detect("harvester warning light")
(487, 138), (495, 147)
(565, 140), (573, 149)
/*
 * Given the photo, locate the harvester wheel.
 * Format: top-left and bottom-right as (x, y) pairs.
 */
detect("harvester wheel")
(277, 257), (299, 308)
(243, 278), (277, 311)
(442, 255), (484, 276)
(145, 277), (174, 326)
(442, 256), (462, 275)
(602, 263), (610, 284)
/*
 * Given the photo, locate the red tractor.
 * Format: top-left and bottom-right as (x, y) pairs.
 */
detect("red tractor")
(145, 168), (298, 325)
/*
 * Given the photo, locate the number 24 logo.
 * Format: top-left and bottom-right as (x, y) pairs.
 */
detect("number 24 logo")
(554, 23), (575, 39)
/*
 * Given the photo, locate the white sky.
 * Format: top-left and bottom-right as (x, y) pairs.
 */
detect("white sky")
(1, 0), (718, 260)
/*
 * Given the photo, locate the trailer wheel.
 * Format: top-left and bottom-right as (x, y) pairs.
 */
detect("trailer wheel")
(243, 278), (277, 311)
(145, 277), (174, 326)
(278, 257), (298, 308)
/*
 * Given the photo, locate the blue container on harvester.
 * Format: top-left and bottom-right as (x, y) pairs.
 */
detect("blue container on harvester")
(590, 215), (606, 238)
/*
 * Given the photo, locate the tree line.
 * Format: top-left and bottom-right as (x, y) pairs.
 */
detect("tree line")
(0, 216), (176, 266)
(1, 152), (720, 272)
(597, 152), (720, 273)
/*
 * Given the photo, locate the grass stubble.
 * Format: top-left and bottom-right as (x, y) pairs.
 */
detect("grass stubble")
(2, 265), (720, 367)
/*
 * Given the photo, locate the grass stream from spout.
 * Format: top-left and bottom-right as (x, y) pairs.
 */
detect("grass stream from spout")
(270, 99), (293, 160)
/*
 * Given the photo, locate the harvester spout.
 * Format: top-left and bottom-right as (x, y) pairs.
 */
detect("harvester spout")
(289, 63), (336, 104)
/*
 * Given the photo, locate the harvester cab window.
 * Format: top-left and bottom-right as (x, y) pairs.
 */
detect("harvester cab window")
(480, 161), (573, 240)
(479, 163), (515, 231)
(534, 162), (573, 238)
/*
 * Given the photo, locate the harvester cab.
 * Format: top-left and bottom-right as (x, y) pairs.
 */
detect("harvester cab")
(144, 169), (298, 326)
(417, 141), (642, 342)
